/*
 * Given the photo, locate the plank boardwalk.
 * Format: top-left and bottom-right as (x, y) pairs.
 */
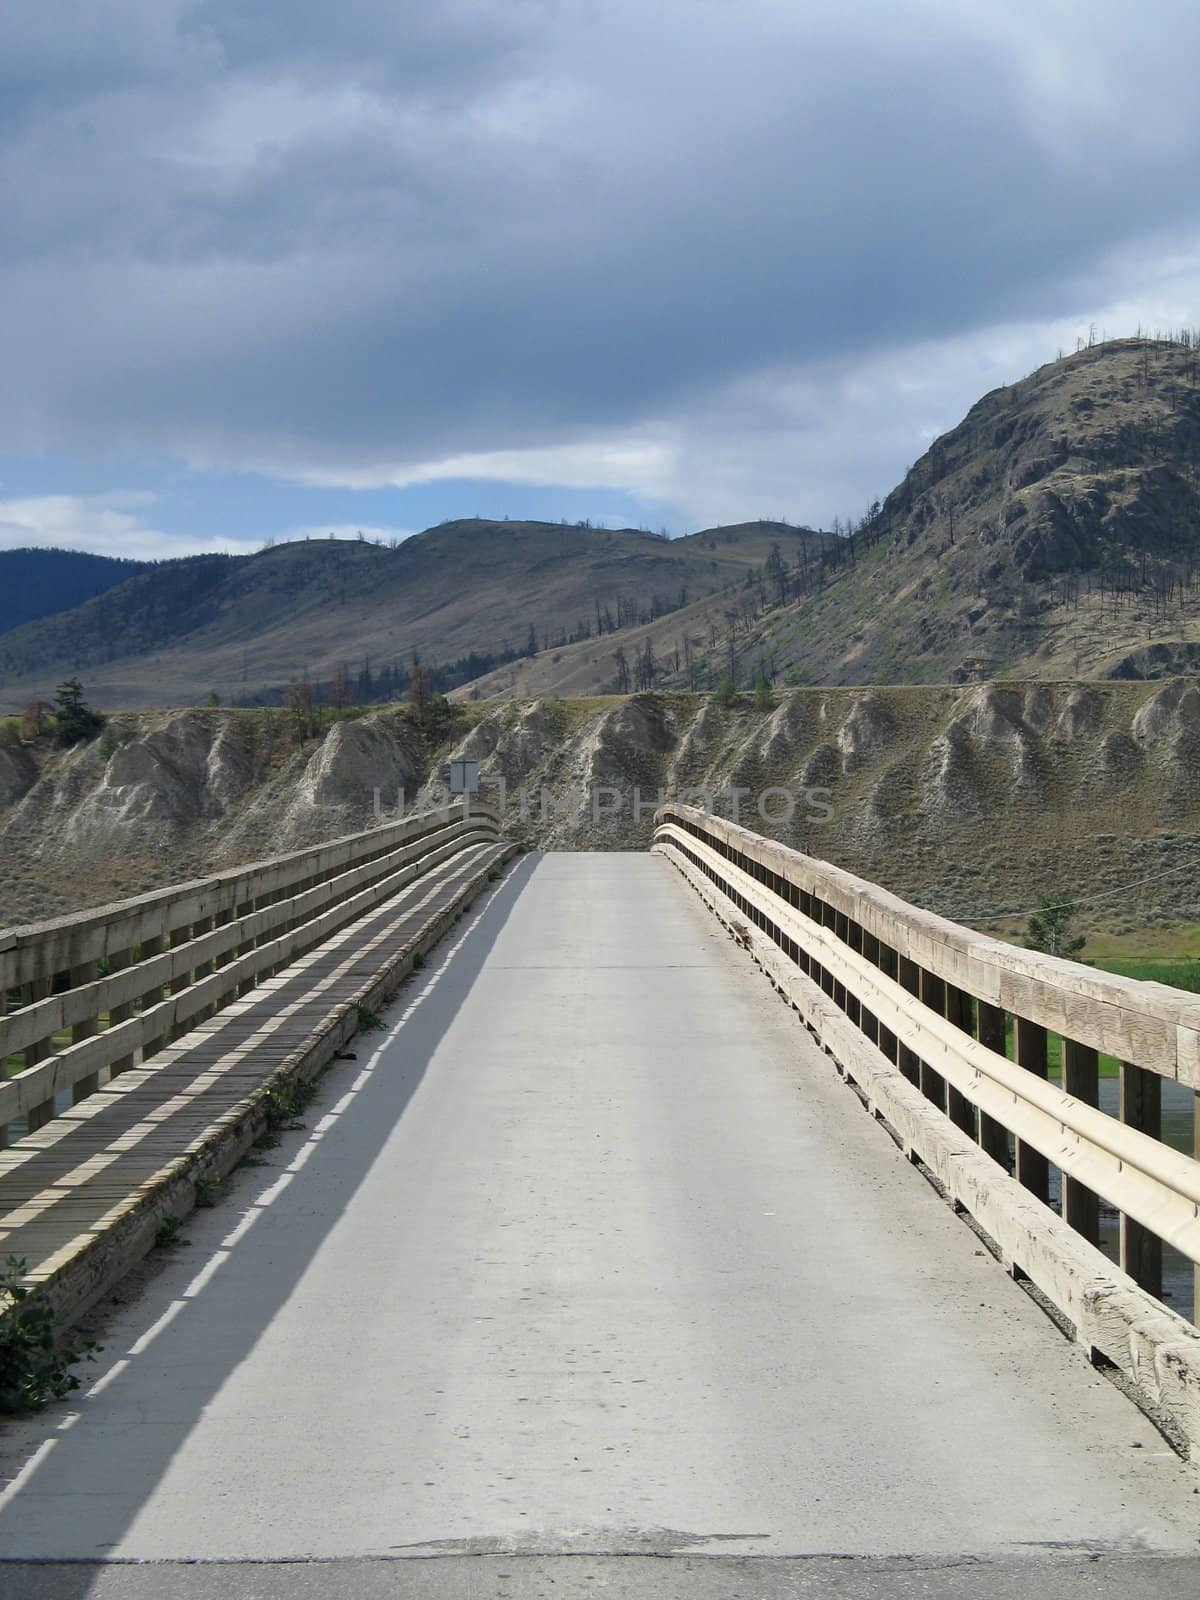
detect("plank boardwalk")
(0, 841), (504, 1284)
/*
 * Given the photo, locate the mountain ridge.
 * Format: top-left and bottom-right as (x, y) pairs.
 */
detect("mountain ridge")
(4, 339), (1200, 707)
(0, 519), (831, 710)
(0, 546), (151, 635)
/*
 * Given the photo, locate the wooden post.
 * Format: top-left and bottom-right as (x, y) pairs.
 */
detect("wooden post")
(237, 897), (259, 995)
(1119, 1063), (1163, 1298)
(863, 941), (892, 1056)
(897, 957), (922, 1086)
(918, 970), (947, 1111)
(192, 915), (216, 1022)
(1014, 1018), (1049, 1203)
(976, 1002), (1011, 1170)
(1062, 1040), (1100, 1246)
(944, 986), (977, 1137)
(70, 960), (100, 1105)
(1017, 1024), (1049, 1203)
(168, 926), (191, 1043)
(106, 948), (135, 1079)
(140, 934), (166, 1061)
(23, 977), (55, 1133)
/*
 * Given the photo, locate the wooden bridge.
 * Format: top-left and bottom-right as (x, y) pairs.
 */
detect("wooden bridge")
(0, 803), (1198, 1598)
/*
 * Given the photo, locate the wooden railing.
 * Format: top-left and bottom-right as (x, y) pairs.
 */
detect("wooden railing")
(0, 801), (499, 1143)
(654, 803), (1200, 1454)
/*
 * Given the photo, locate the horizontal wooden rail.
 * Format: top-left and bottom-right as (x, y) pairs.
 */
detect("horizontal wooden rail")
(1, 803), (499, 1139)
(654, 807), (1200, 1086)
(653, 802), (1200, 1456)
(657, 821), (1200, 1253)
(0, 833), (516, 1334)
(1, 801), (498, 992)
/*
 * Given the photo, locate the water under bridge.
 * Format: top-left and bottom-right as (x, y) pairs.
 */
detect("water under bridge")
(1, 801), (1199, 1598)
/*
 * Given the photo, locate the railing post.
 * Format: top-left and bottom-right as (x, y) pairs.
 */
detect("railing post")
(1119, 1063), (1163, 1298)
(875, 943), (899, 1064)
(106, 948), (135, 1078)
(976, 1002), (1011, 1170)
(1062, 1040), (1100, 1246)
(192, 915), (215, 1022)
(845, 921), (863, 1026)
(944, 986), (977, 1137)
(167, 926), (191, 1043)
(140, 934), (166, 1061)
(237, 896), (258, 995)
(70, 960), (100, 1104)
(917, 970), (947, 1110)
(897, 957), (921, 1086)
(22, 977), (55, 1132)
(1014, 1018), (1049, 1202)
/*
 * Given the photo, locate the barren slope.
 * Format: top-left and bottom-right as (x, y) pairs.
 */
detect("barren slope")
(463, 340), (1200, 698)
(3, 682), (1198, 938)
(0, 520), (827, 711)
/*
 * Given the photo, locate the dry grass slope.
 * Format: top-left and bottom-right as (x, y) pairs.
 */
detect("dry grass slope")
(2, 683), (1198, 945)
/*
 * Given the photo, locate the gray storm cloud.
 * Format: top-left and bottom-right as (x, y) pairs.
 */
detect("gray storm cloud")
(2, 0), (1199, 520)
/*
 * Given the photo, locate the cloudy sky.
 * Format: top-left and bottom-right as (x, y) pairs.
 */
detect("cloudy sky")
(2, 0), (1199, 559)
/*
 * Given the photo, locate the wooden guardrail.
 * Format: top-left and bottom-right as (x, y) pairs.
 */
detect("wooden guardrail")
(0, 801), (499, 1143)
(654, 803), (1200, 1457)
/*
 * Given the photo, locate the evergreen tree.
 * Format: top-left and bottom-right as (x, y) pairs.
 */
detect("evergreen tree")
(754, 666), (774, 712)
(52, 678), (105, 746)
(1024, 897), (1086, 961)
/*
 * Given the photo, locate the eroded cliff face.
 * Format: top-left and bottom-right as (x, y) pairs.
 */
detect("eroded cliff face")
(2, 682), (1198, 932)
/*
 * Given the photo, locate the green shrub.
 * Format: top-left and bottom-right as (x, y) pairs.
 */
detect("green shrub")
(0, 1257), (99, 1412)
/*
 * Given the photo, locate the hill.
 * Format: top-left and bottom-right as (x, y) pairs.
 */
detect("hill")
(0, 547), (150, 635)
(2, 684), (1198, 938)
(0, 520), (831, 710)
(5, 339), (1200, 708)
(665, 337), (1200, 690)
(463, 338), (1200, 696)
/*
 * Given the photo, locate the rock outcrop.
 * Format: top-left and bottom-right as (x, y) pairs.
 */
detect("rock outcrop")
(2, 679), (1199, 933)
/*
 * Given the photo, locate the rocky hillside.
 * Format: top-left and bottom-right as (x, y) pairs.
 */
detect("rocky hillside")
(3, 682), (1198, 938)
(763, 335), (1200, 686)
(460, 338), (1200, 698)
(0, 520), (830, 712)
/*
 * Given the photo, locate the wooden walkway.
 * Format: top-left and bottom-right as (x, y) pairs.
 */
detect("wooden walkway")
(0, 839), (507, 1292)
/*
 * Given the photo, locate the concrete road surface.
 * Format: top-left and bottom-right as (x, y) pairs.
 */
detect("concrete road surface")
(1, 853), (1197, 1599)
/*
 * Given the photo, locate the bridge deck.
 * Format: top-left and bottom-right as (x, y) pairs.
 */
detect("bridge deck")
(0, 853), (1197, 1598)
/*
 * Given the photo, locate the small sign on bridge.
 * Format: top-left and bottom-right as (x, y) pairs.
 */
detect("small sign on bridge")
(448, 759), (480, 795)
